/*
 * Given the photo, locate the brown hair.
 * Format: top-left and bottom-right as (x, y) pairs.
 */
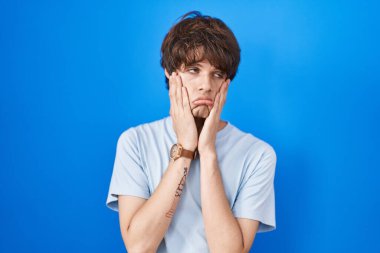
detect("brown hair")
(160, 11), (241, 89)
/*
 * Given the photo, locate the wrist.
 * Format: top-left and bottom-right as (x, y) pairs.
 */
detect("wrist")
(178, 141), (197, 152)
(170, 143), (197, 161)
(198, 146), (217, 158)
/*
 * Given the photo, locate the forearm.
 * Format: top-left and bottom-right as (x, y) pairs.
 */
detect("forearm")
(200, 151), (244, 253)
(125, 157), (191, 252)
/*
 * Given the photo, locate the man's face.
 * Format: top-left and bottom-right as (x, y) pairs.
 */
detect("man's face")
(166, 59), (227, 118)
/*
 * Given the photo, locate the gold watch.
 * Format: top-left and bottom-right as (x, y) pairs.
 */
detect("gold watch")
(170, 143), (196, 161)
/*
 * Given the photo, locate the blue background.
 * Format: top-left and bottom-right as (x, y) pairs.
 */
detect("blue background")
(1, 1), (379, 252)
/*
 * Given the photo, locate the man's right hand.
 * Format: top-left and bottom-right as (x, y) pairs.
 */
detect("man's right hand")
(168, 72), (198, 151)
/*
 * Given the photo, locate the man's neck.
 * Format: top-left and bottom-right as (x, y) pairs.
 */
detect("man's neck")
(194, 117), (227, 137)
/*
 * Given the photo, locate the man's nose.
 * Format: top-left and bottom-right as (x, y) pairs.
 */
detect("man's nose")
(198, 74), (212, 92)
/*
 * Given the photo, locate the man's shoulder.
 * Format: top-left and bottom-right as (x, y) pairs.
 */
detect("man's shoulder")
(227, 124), (276, 155)
(133, 116), (169, 131)
(118, 116), (170, 141)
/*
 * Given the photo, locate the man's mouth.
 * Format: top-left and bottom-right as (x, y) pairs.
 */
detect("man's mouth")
(193, 97), (213, 107)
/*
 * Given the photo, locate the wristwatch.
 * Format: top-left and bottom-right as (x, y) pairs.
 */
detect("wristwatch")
(170, 143), (197, 161)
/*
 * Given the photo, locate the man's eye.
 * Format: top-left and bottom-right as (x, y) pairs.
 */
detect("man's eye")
(187, 68), (199, 73)
(214, 72), (224, 78)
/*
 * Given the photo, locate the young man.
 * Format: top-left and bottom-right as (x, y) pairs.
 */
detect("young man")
(106, 11), (277, 253)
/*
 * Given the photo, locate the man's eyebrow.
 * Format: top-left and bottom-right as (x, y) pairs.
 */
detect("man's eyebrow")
(187, 63), (223, 72)
(187, 62), (202, 67)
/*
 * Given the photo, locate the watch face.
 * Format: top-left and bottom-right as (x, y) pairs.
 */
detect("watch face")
(170, 144), (182, 160)
(170, 144), (178, 158)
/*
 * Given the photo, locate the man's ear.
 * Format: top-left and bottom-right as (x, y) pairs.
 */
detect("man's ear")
(164, 68), (170, 79)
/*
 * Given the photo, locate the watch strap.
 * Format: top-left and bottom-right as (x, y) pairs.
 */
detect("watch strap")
(181, 148), (197, 160)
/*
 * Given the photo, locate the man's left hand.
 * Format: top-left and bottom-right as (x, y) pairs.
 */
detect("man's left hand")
(198, 79), (230, 155)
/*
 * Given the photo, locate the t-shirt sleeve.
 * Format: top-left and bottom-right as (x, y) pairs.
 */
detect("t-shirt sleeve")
(106, 128), (150, 212)
(232, 144), (277, 232)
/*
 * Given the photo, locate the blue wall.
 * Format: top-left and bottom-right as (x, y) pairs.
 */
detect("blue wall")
(0, 1), (379, 252)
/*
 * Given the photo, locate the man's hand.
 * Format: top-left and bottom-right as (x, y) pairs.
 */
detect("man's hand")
(169, 72), (198, 151)
(198, 79), (230, 155)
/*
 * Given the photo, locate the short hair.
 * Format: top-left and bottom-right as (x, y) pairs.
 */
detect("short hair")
(160, 11), (241, 89)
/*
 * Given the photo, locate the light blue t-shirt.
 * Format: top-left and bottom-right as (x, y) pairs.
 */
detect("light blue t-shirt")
(106, 116), (277, 253)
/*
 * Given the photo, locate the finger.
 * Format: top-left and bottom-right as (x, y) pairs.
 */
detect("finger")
(176, 72), (184, 86)
(182, 86), (191, 113)
(169, 73), (178, 116)
(174, 72), (183, 112)
(177, 74), (187, 112)
(210, 92), (221, 118)
(219, 79), (230, 111)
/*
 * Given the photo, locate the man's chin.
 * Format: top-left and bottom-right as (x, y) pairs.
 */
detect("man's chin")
(192, 106), (210, 118)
